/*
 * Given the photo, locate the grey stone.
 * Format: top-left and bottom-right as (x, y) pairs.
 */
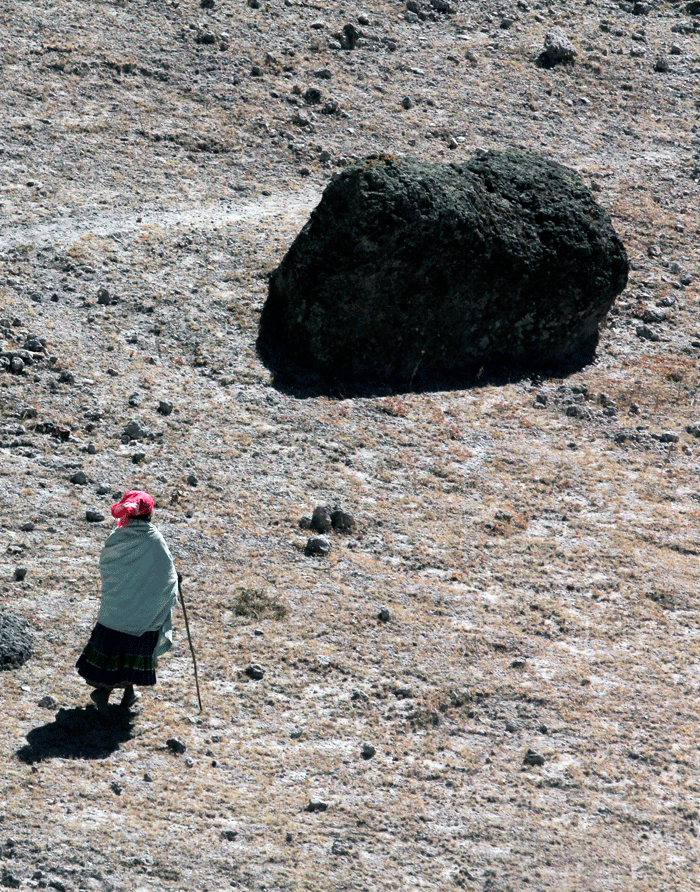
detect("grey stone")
(541, 28), (577, 66)
(311, 506), (333, 532)
(361, 742), (376, 759)
(187, 472), (198, 486)
(123, 420), (147, 440)
(505, 720), (520, 732)
(378, 606), (391, 622)
(38, 694), (59, 709)
(221, 829), (238, 840)
(1, 869), (21, 889)
(305, 535), (331, 556)
(306, 798), (329, 812)
(132, 452), (146, 464)
(97, 287), (111, 305)
(331, 509), (355, 532)
(96, 484), (111, 495)
(259, 151), (628, 388)
(654, 56), (670, 72)
(245, 662), (265, 680)
(166, 737), (187, 754)
(331, 839), (350, 855)
(71, 470), (88, 484)
(523, 749), (545, 766)
(0, 609), (33, 670)
(10, 356), (24, 374)
(85, 509), (105, 523)
(157, 400), (174, 416)
(14, 568), (27, 581)
(20, 522), (35, 532)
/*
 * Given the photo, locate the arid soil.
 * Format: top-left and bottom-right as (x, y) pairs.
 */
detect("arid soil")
(1, 1), (700, 890)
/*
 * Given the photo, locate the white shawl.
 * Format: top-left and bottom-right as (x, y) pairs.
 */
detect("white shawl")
(98, 518), (178, 658)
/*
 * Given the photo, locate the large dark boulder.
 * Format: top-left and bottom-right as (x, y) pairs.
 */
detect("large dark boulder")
(258, 150), (628, 389)
(0, 609), (34, 670)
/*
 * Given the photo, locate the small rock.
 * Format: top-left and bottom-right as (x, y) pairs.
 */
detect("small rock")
(132, 452), (146, 464)
(187, 472), (198, 486)
(248, 0), (261, 7)
(659, 431), (679, 443)
(636, 324), (660, 341)
(96, 484), (111, 495)
(85, 509), (105, 523)
(166, 737), (187, 754)
(201, 0), (215, 7)
(331, 839), (350, 855)
(14, 568), (27, 582)
(402, 96), (413, 110)
(97, 287), (111, 305)
(304, 87), (322, 105)
(143, 772), (154, 782)
(245, 662), (265, 680)
(377, 606), (391, 623)
(123, 420), (147, 440)
(71, 470), (88, 484)
(184, 757), (194, 767)
(394, 685), (413, 699)
(20, 522), (35, 532)
(331, 509), (355, 532)
(157, 400), (174, 416)
(221, 829), (238, 840)
(306, 799), (329, 812)
(299, 515), (312, 530)
(541, 28), (577, 66)
(58, 369), (75, 384)
(38, 695), (58, 709)
(505, 720), (520, 733)
(361, 742), (376, 759)
(10, 356), (24, 374)
(311, 506), (332, 532)
(523, 749), (545, 766)
(654, 56), (670, 72)
(305, 535), (331, 556)
(1, 869), (21, 889)
(340, 23), (360, 50)
(110, 781), (123, 795)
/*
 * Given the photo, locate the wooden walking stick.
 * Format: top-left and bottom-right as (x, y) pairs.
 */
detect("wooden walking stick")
(178, 574), (203, 713)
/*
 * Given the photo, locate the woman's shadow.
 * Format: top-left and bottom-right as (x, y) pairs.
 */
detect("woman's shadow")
(16, 705), (137, 763)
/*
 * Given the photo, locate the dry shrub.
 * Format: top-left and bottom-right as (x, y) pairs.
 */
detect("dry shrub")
(231, 587), (287, 620)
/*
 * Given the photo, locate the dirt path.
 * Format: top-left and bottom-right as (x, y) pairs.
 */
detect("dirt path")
(0, 188), (322, 250)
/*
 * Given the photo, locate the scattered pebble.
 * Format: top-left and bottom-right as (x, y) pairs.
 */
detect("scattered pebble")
(377, 606), (391, 622)
(85, 509), (105, 523)
(311, 505), (332, 532)
(14, 568), (27, 581)
(245, 662), (265, 680)
(306, 798), (329, 812)
(361, 742), (376, 759)
(305, 535), (331, 556)
(166, 737), (187, 754)
(523, 749), (546, 766)
(71, 470), (88, 485)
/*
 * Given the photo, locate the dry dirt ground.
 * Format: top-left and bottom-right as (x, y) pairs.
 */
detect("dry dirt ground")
(2, 1), (700, 890)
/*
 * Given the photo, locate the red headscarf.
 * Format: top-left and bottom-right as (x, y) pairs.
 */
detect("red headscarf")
(111, 490), (155, 527)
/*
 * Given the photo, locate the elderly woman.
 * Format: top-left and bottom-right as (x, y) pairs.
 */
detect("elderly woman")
(76, 490), (178, 716)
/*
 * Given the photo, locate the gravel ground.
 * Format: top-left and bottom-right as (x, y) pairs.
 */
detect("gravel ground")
(2, 1), (700, 891)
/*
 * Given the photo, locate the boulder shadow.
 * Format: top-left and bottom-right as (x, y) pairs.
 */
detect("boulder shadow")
(16, 705), (137, 763)
(256, 321), (599, 400)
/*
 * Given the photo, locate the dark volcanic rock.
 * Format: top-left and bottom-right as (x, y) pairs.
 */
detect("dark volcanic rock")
(258, 151), (628, 390)
(0, 609), (34, 670)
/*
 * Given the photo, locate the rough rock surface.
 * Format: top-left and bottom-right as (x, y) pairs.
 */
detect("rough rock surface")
(259, 150), (628, 388)
(0, 609), (34, 670)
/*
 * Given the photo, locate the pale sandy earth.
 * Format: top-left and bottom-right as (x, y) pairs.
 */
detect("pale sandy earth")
(1, 1), (700, 891)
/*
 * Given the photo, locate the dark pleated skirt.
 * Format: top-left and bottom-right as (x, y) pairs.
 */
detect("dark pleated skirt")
(76, 622), (159, 688)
